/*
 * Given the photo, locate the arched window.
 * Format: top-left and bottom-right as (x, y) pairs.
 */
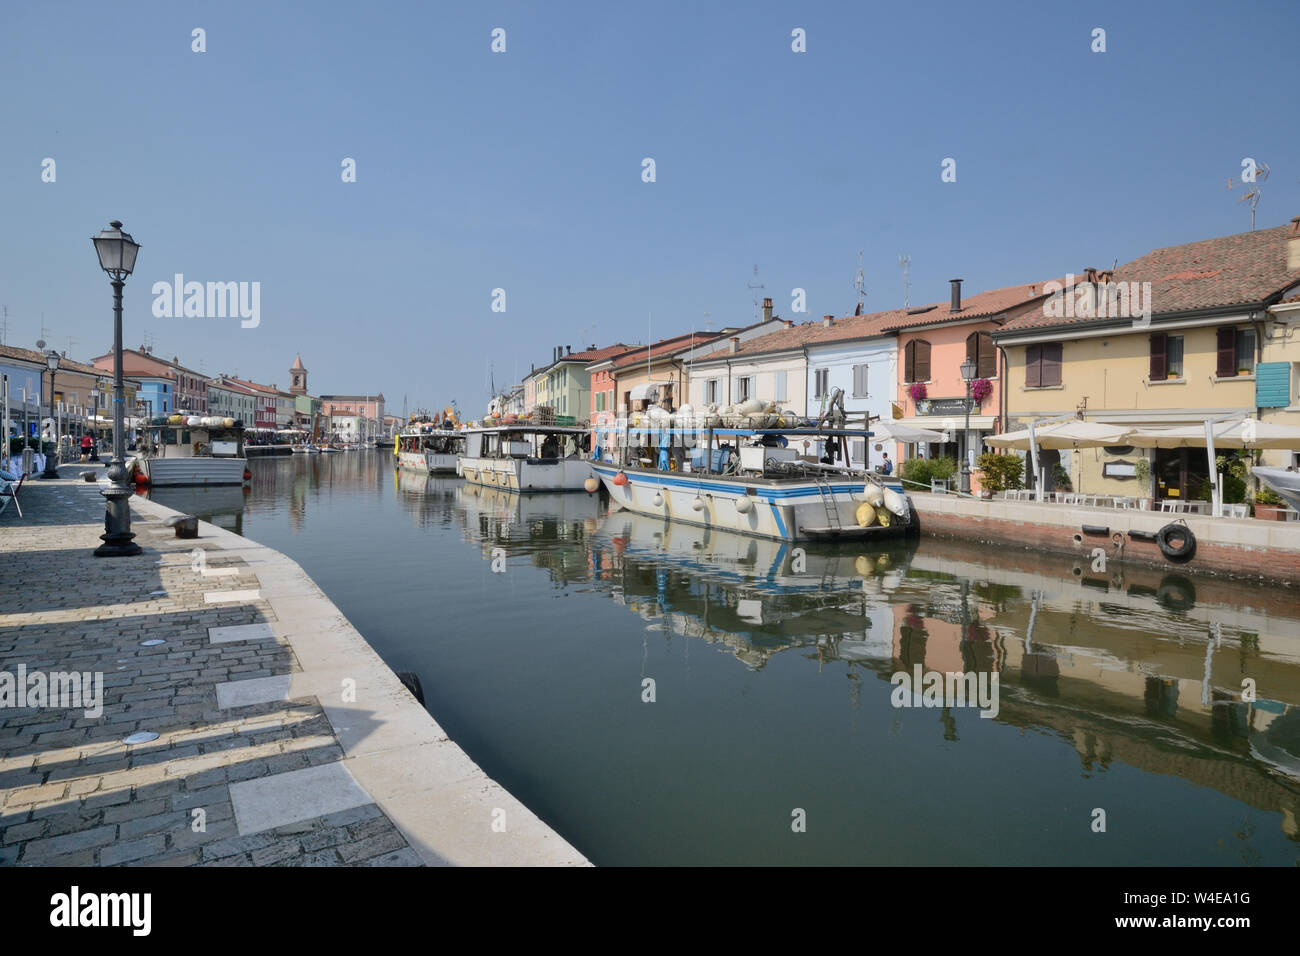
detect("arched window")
(903, 340), (931, 383)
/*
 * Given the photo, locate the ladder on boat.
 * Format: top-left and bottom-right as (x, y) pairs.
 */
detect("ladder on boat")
(813, 475), (842, 529)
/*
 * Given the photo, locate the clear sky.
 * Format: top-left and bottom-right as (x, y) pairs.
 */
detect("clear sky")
(2, 0), (1296, 415)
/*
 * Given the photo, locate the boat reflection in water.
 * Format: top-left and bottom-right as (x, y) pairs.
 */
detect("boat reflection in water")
(393, 470), (463, 530)
(147, 483), (249, 535)
(590, 514), (1300, 845)
(453, 484), (603, 583)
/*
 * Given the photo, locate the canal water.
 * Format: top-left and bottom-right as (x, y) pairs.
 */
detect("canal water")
(150, 451), (1300, 866)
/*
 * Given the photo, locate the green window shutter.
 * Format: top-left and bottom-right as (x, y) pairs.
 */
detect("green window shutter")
(1255, 362), (1290, 408)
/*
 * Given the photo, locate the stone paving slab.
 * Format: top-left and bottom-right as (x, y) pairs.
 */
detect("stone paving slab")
(1, 477), (588, 866)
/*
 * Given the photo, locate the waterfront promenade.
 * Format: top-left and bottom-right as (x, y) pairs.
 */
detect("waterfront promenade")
(0, 473), (586, 866)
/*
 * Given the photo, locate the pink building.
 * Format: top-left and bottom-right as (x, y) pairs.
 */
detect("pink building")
(892, 279), (1059, 488)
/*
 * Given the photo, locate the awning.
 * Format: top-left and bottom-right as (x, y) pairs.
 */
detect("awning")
(894, 415), (997, 432)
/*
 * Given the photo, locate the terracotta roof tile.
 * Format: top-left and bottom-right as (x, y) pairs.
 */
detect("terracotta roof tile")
(694, 280), (1059, 361)
(1000, 218), (1300, 334)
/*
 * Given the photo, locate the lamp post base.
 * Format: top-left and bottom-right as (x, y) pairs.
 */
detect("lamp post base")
(94, 481), (142, 558)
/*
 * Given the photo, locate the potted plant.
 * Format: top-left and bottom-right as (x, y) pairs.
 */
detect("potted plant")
(975, 451), (1024, 498)
(1133, 457), (1152, 508)
(1253, 484), (1288, 521)
(907, 382), (928, 403)
(970, 378), (993, 404)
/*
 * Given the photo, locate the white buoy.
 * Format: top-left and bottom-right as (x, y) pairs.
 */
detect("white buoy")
(883, 487), (906, 516)
(652, 492), (664, 507)
(735, 496), (753, 514)
(863, 484), (884, 507)
(692, 496), (705, 512)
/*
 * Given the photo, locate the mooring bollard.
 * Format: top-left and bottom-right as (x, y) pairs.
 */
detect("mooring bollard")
(164, 514), (199, 539)
(82, 472), (96, 482)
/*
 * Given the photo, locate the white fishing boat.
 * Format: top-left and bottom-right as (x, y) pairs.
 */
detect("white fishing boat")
(456, 424), (593, 492)
(1254, 467), (1300, 512)
(591, 420), (915, 542)
(134, 416), (249, 487)
(395, 423), (464, 474)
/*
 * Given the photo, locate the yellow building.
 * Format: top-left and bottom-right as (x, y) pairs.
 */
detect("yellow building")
(994, 219), (1300, 501)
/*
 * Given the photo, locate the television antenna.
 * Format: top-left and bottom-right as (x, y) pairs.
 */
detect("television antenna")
(0, 306), (9, 346)
(1227, 159), (1270, 231)
(899, 254), (912, 308)
(853, 250), (867, 315)
(66, 335), (78, 357)
(747, 264), (765, 321)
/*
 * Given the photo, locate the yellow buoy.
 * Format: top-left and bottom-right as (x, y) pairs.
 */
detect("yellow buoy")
(875, 506), (892, 527)
(855, 502), (877, 527)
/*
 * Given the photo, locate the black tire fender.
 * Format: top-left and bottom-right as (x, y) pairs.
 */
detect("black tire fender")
(1155, 523), (1196, 562)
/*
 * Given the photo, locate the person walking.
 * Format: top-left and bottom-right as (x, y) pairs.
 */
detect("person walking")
(80, 433), (94, 461)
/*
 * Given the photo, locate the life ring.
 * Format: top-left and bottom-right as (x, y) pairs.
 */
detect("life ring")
(1155, 522), (1196, 562)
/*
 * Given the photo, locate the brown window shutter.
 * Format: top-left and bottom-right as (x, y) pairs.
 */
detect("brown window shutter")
(978, 332), (996, 379)
(1149, 334), (1166, 381)
(904, 341), (915, 382)
(1025, 345), (1041, 388)
(966, 331), (978, 366)
(916, 340), (931, 382)
(1044, 343), (1062, 386)
(1216, 327), (1236, 377)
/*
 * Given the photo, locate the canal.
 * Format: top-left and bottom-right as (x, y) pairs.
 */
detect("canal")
(149, 451), (1300, 866)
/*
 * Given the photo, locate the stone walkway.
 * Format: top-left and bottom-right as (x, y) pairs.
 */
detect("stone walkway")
(0, 476), (421, 866)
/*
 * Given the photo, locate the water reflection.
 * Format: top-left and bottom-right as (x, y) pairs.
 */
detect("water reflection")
(147, 484), (249, 535)
(229, 450), (1300, 862)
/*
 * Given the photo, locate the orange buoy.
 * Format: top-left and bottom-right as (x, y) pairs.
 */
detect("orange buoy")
(242, 469), (252, 481)
(612, 471), (628, 486)
(583, 477), (599, 493)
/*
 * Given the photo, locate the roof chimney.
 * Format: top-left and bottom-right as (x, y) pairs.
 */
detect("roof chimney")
(729, 336), (740, 353)
(823, 314), (834, 328)
(1289, 217), (1300, 271)
(1084, 266), (1098, 284)
(566, 345), (571, 355)
(762, 297), (773, 323)
(949, 279), (963, 313)
(1098, 269), (1114, 284)
(782, 319), (793, 330)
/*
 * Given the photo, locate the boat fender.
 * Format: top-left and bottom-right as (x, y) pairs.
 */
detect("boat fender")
(396, 671), (426, 706)
(1126, 529), (1157, 543)
(242, 469), (252, 481)
(734, 495), (752, 514)
(875, 505), (892, 527)
(1155, 522), (1196, 562)
(855, 502), (877, 527)
(863, 485), (884, 508)
(882, 487), (906, 516)
(1081, 524), (1110, 536)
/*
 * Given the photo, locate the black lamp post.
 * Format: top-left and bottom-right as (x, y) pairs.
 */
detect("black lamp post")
(40, 350), (61, 478)
(960, 358), (976, 495)
(92, 220), (142, 557)
(89, 387), (101, 461)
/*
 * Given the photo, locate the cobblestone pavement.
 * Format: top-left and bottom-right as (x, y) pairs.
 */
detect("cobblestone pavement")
(0, 478), (422, 866)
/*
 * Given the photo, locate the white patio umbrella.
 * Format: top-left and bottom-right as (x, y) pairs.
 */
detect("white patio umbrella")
(871, 420), (946, 443)
(1127, 417), (1300, 515)
(986, 420), (1134, 500)
(986, 420), (1134, 450)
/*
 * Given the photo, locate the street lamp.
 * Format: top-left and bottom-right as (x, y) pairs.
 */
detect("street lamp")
(959, 357), (977, 495)
(91, 220), (143, 557)
(40, 350), (61, 478)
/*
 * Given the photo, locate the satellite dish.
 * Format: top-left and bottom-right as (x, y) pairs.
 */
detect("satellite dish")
(36, 339), (46, 350)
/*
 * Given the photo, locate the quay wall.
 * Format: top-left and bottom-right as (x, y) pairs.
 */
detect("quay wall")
(130, 495), (589, 866)
(909, 493), (1300, 587)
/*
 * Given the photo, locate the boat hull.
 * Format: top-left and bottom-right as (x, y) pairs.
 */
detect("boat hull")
(1253, 467), (1300, 513)
(590, 462), (912, 542)
(397, 451), (459, 474)
(140, 457), (248, 487)
(457, 455), (592, 492)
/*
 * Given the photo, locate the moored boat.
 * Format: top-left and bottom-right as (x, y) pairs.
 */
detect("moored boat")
(591, 422), (915, 542)
(396, 422), (465, 474)
(456, 424), (593, 492)
(134, 415), (250, 487)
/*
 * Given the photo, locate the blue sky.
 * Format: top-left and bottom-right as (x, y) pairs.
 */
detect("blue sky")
(2, 0), (1297, 414)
